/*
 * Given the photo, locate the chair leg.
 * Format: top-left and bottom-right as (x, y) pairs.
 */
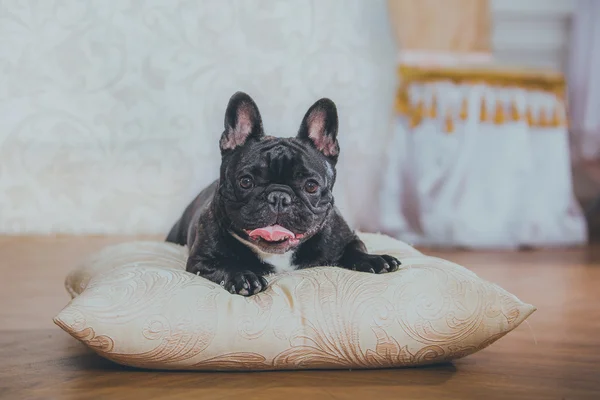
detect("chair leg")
(585, 193), (600, 218)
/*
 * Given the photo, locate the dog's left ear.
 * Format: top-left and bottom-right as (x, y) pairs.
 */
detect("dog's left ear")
(296, 98), (339, 163)
(220, 91), (264, 154)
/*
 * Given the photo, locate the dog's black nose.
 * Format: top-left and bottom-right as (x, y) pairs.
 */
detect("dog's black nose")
(267, 191), (292, 211)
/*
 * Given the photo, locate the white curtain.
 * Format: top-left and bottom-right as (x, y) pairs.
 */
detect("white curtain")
(0, 0), (397, 234)
(568, 0), (600, 162)
(380, 81), (587, 249)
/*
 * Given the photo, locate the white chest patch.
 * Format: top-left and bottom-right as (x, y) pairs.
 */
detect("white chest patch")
(231, 233), (297, 274)
(260, 251), (295, 274)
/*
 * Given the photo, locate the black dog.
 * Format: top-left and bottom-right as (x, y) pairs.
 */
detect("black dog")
(166, 92), (400, 296)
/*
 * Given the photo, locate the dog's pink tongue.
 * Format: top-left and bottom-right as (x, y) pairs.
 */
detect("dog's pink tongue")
(248, 225), (295, 241)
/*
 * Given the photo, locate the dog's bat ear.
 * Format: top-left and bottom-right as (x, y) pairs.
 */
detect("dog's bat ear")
(296, 98), (339, 163)
(220, 92), (264, 154)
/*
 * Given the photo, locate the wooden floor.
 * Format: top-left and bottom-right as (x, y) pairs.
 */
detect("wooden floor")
(1, 236), (599, 400)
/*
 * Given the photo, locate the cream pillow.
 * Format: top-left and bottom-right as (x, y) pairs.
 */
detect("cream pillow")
(54, 233), (535, 370)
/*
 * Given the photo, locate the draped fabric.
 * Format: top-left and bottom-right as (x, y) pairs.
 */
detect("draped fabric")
(387, 0), (491, 59)
(379, 67), (587, 249)
(379, 0), (586, 248)
(568, 0), (600, 162)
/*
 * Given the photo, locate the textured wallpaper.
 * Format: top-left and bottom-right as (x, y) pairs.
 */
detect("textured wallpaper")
(0, 0), (397, 234)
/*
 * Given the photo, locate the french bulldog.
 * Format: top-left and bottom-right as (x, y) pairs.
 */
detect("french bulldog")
(166, 91), (400, 296)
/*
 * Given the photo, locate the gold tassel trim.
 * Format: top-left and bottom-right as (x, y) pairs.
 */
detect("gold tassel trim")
(444, 112), (454, 134)
(526, 106), (535, 126)
(427, 94), (437, 119)
(395, 65), (570, 131)
(538, 108), (549, 127)
(494, 103), (505, 125)
(459, 98), (468, 121)
(409, 99), (424, 128)
(395, 64), (567, 131)
(398, 99), (569, 130)
(510, 100), (520, 121)
(398, 65), (565, 95)
(480, 98), (488, 122)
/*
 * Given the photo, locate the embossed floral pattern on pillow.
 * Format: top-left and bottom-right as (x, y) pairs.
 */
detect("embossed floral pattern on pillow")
(54, 233), (535, 370)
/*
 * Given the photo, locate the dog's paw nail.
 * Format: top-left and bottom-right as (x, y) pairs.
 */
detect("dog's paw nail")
(220, 280), (225, 287)
(243, 281), (250, 289)
(369, 268), (375, 273)
(239, 288), (250, 296)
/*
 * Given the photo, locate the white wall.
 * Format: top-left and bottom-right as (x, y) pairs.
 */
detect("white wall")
(0, 0), (577, 235)
(491, 0), (576, 71)
(0, 0), (398, 234)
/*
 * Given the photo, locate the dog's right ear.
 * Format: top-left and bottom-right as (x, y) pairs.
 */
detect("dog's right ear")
(220, 92), (264, 154)
(296, 98), (339, 163)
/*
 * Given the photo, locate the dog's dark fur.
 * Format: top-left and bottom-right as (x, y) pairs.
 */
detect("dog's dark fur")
(166, 92), (400, 296)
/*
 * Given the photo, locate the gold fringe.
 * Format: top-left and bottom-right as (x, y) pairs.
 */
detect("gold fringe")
(428, 94), (438, 118)
(480, 98), (488, 122)
(539, 108), (549, 127)
(459, 98), (468, 121)
(395, 64), (566, 119)
(394, 65), (570, 130)
(398, 65), (565, 94)
(526, 106), (535, 127)
(410, 114), (422, 128)
(415, 100), (424, 119)
(494, 102), (505, 125)
(510, 100), (520, 121)
(444, 113), (454, 133)
(396, 88), (409, 115)
(410, 100), (424, 128)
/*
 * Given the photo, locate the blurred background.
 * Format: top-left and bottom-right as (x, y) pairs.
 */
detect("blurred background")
(0, 0), (597, 250)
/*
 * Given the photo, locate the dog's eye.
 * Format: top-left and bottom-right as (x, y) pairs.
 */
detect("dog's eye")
(239, 176), (254, 189)
(304, 180), (319, 194)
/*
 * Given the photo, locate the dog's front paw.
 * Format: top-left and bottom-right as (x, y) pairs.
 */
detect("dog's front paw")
(350, 253), (401, 274)
(223, 271), (268, 296)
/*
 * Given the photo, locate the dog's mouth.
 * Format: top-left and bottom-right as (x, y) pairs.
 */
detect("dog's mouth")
(244, 225), (305, 251)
